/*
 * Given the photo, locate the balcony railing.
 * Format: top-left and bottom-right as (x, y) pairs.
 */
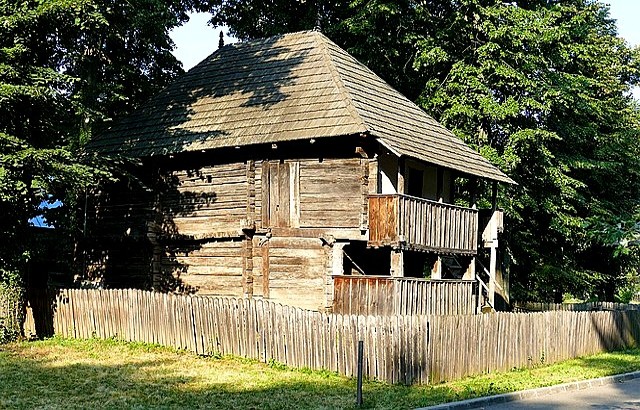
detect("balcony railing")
(368, 194), (478, 254)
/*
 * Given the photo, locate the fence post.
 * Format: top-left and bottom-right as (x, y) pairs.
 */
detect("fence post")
(356, 340), (364, 406)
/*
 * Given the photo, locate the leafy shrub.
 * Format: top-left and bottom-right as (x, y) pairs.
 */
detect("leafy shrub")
(615, 284), (639, 304)
(0, 281), (24, 343)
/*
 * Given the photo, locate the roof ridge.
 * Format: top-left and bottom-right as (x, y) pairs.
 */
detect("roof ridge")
(314, 32), (369, 134)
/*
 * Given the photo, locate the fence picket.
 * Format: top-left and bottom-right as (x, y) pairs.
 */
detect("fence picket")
(27, 288), (640, 386)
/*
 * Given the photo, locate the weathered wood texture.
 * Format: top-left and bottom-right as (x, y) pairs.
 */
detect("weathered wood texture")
(262, 158), (364, 230)
(299, 158), (363, 228)
(37, 289), (429, 384)
(171, 240), (245, 296)
(368, 194), (478, 254)
(170, 236), (328, 311)
(332, 276), (476, 316)
(28, 289), (640, 385)
(427, 310), (640, 382)
(261, 237), (327, 311)
(514, 302), (640, 312)
(164, 163), (247, 238)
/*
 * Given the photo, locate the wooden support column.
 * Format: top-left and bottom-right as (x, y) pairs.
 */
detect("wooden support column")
(261, 161), (270, 228)
(390, 248), (404, 277)
(289, 161), (300, 228)
(463, 256), (476, 280)
(488, 246), (497, 308)
(469, 177), (478, 208)
(449, 171), (456, 203)
(431, 256), (442, 279)
(325, 242), (346, 310)
(242, 235), (254, 298)
(368, 157), (378, 195)
(149, 172), (164, 290)
(356, 147), (370, 230)
(491, 181), (498, 211)
(436, 168), (444, 201)
(261, 240), (270, 298)
(242, 160), (257, 298)
(397, 157), (406, 194)
(482, 208), (499, 309)
(245, 160), (256, 229)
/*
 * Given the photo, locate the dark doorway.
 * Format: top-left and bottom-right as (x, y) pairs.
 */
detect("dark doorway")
(407, 168), (424, 197)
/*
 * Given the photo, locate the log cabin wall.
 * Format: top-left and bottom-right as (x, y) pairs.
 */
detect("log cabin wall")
(156, 161), (248, 296)
(163, 163), (248, 238)
(253, 237), (328, 311)
(85, 137), (477, 310)
(299, 158), (363, 229)
(253, 157), (367, 310)
(146, 141), (372, 310)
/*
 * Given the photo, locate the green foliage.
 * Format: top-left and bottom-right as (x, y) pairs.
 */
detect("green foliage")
(205, 0), (640, 301)
(0, 282), (24, 343)
(615, 284), (638, 304)
(0, 1), (201, 285)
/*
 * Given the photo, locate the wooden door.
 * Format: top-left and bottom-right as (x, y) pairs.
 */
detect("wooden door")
(261, 161), (299, 228)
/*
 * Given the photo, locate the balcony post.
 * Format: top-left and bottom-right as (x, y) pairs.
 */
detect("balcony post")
(488, 246), (497, 307)
(390, 249), (404, 277)
(431, 257), (442, 279)
(491, 181), (498, 211)
(326, 242), (346, 310)
(463, 256), (475, 280)
(397, 158), (406, 194)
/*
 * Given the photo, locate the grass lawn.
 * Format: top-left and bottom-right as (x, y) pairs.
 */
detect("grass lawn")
(1, 338), (640, 409)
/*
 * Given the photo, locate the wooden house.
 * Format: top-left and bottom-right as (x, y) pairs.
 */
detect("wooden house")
(85, 31), (515, 312)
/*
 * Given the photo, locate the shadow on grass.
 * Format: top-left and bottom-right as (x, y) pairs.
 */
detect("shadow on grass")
(572, 350), (640, 375)
(0, 342), (445, 410)
(2, 340), (639, 410)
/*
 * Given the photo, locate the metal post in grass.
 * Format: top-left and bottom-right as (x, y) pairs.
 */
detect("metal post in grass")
(356, 340), (364, 407)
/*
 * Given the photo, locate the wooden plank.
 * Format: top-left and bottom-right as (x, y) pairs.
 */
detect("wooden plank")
(242, 236), (254, 297)
(261, 161), (270, 227)
(277, 162), (290, 227)
(262, 242), (270, 298)
(289, 161), (300, 228)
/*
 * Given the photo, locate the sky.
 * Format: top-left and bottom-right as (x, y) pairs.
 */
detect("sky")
(169, 13), (236, 71)
(169, 1), (640, 71)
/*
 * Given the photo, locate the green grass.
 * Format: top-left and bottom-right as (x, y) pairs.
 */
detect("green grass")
(1, 337), (639, 409)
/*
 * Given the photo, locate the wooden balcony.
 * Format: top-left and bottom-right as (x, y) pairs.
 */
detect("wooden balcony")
(368, 194), (478, 254)
(332, 275), (477, 315)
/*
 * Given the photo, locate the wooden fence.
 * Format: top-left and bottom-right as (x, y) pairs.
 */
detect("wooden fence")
(332, 276), (476, 316)
(23, 289), (640, 385)
(368, 194), (478, 254)
(515, 301), (640, 312)
(25, 288), (429, 384)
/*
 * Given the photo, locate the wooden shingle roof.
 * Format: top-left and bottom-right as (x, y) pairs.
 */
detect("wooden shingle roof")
(89, 31), (514, 184)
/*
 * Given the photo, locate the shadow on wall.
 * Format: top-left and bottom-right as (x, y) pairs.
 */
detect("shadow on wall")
(589, 310), (640, 352)
(78, 39), (311, 294)
(78, 168), (213, 293)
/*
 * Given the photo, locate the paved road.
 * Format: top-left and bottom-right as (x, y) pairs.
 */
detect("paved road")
(472, 377), (640, 409)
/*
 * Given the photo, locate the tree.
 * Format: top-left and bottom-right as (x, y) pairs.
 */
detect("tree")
(0, 1), (201, 289)
(204, 0), (640, 301)
(409, 0), (640, 301)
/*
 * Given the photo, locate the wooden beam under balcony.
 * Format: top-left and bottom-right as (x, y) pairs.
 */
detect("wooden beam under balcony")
(368, 194), (478, 254)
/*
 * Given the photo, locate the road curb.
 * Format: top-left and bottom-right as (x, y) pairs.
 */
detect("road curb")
(416, 370), (640, 410)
